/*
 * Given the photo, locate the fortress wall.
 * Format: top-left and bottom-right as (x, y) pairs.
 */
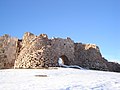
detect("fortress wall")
(74, 43), (108, 70)
(14, 32), (74, 68)
(0, 32), (120, 72)
(0, 34), (18, 69)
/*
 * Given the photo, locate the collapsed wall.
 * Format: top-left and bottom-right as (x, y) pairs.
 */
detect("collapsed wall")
(74, 43), (108, 71)
(0, 32), (120, 72)
(0, 34), (18, 69)
(14, 32), (74, 68)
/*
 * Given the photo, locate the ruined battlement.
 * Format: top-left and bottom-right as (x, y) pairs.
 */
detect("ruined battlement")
(0, 32), (120, 72)
(14, 32), (75, 68)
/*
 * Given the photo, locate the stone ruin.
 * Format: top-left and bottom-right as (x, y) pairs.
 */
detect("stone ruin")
(14, 33), (75, 69)
(0, 32), (120, 72)
(0, 34), (18, 68)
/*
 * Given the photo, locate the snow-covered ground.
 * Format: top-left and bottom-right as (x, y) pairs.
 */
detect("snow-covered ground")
(0, 68), (120, 90)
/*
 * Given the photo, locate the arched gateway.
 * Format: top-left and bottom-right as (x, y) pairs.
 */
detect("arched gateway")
(58, 55), (70, 66)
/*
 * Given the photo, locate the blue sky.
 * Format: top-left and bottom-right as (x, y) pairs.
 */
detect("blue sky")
(0, 0), (120, 62)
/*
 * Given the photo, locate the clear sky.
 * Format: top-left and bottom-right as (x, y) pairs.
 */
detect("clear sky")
(0, 0), (120, 63)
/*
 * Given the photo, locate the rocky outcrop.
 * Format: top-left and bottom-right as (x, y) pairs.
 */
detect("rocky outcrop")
(0, 32), (120, 72)
(0, 34), (18, 69)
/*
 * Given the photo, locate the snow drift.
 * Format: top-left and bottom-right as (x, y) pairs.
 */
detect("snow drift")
(0, 68), (120, 90)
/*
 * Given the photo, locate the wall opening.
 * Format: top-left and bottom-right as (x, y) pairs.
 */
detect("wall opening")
(58, 55), (69, 66)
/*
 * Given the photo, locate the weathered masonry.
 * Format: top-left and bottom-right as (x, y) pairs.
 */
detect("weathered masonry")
(0, 32), (120, 72)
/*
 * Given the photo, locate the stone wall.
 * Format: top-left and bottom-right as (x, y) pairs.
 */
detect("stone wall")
(0, 34), (18, 69)
(0, 32), (120, 72)
(74, 43), (108, 71)
(14, 32), (74, 69)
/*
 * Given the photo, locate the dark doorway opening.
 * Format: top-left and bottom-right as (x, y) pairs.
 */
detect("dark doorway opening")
(58, 55), (69, 66)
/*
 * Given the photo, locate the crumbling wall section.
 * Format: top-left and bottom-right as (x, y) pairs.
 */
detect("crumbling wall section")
(0, 32), (120, 72)
(14, 32), (48, 68)
(0, 34), (18, 69)
(74, 43), (108, 71)
(14, 32), (75, 69)
(49, 37), (75, 66)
